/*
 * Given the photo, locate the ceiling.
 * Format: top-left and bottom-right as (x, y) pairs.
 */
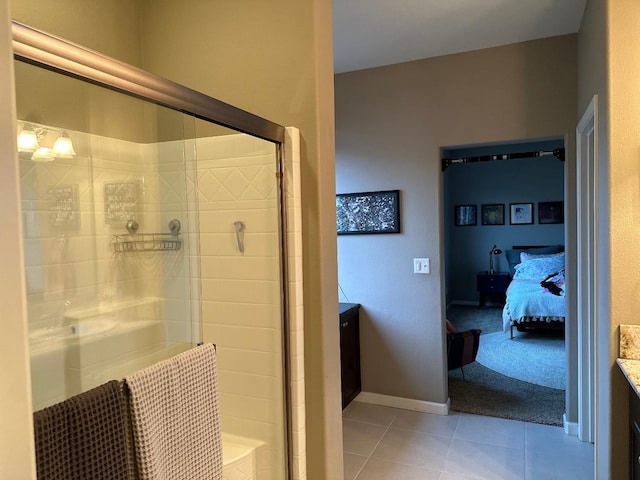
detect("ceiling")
(333, 0), (587, 74)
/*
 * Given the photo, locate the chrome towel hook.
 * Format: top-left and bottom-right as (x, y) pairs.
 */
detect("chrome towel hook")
(234, 221), (245, 253)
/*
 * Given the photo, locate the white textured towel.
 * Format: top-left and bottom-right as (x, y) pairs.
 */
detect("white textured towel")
(124, 344), (223, 480)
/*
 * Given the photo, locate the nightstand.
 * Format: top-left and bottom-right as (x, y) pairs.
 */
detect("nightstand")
(477, 272), (511, 308)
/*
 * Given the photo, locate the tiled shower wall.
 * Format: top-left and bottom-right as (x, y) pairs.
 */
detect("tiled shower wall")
(166, 129), (306, 479)
(194, 133), (286, 479)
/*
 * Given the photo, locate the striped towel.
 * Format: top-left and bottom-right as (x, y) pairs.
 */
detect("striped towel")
(33, 380), (130, 480)
(124, 344), (223, 480)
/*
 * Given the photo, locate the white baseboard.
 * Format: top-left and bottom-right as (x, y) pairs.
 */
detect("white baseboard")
(563, 413), (578, 436)
(355, 391), (450, 415)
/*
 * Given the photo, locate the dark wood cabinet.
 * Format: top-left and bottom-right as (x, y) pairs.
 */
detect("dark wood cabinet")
(339, 303), (361, 409)
(630, 388), (640, 479)
(477, 271), (511, 307)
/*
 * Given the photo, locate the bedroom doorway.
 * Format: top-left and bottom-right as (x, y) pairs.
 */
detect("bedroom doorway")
(441, 138), (568, 426)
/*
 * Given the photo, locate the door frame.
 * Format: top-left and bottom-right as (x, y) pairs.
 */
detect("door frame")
(576, 94), (598, 444)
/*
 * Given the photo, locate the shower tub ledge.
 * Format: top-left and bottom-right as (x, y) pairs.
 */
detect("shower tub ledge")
(222, 433), (266, 480)
(29, 297), (191, 410)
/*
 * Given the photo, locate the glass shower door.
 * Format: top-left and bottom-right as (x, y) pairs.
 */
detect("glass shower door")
(15, 57), (289, 479)
(191, 117), (287, 479)
(15, 59), (199, 410)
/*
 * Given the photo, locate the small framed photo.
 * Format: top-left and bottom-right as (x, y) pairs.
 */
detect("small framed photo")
(481, 204), (505, 226)
(454, 205), (477, 226)
(538, 201), (564, 224)
(509, 203), (533, 225)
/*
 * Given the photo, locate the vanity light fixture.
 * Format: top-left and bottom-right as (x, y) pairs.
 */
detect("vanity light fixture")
(17, 124), (40, 152)
(52, 132), (76, 158)
(31, 146), (55, 162)
(17, 124), (77, 161)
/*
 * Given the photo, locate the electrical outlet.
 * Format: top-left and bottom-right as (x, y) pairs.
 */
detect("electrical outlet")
(413, 258), (430, 274)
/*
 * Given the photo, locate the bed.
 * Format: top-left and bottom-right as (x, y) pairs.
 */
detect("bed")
(502, 245), (566, 338)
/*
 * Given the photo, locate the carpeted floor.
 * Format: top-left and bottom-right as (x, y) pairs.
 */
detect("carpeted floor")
(447, 305), (565, 426)
(477, 331), (565, 389)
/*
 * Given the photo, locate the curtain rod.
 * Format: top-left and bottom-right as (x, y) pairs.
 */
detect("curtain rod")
(441, 147), (565, 171)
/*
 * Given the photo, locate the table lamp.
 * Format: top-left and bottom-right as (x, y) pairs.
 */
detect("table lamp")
(489, 244), (502, 274)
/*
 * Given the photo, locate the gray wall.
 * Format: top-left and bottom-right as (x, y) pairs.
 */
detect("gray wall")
(444, 154), (565, 304)
(335, 34), (577, 405)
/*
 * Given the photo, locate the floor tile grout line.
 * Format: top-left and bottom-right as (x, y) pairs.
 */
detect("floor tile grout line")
(344, 406), (593, 479)
(352, 411), (399, 480)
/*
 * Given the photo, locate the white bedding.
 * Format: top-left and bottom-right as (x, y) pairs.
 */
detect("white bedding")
(502, 278), (566, 332)
(501, 252), (566, 332)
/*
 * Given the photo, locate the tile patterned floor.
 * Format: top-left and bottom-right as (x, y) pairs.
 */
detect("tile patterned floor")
(343, 401), (594, 480)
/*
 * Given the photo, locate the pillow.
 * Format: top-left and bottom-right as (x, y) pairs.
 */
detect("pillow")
(505, 245), (564, 276)
(505, 249), (524, 275)
(514, 252), (565, 279)
(520, 251), (565, 262)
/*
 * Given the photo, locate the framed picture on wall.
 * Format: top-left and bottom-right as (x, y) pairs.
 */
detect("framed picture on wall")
(49, 184), (80, 229)
(104, 182), (138, 225)
(454, 205), (477, 226)
(336, 189), (400, 234)
(481, 204), (505, 225)
(509, 202), (533, 225)
(538, 201), (564, 224)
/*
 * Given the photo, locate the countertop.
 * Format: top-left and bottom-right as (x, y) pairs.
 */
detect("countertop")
(617, 325), (640, 398)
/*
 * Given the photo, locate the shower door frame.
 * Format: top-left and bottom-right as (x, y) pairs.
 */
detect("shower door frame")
(11, 19), (294, 480)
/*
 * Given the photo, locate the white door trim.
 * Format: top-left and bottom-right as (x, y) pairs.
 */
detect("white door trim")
(576, 94), (598, 444)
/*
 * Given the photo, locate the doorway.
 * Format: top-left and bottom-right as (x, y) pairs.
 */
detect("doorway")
(442, 138), (568, 426)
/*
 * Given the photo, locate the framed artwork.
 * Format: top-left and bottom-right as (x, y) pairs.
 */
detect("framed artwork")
(538, 201), (564, 224)
(336, 189), (400, 234)
(454, 205), (477, 226)
(481, 204), (505, 226)
(104, 182), (138, 225)
(49, 184), (79, 228)
(510, 203), (533, 225)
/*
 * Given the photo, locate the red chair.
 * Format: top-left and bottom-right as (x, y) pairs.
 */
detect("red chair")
(446, 320), (481, 380)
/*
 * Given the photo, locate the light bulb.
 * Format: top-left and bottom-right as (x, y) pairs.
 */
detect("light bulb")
(17, 126), (40, 153)
(31, 147), (55, 162)
(53, 133), (76, 158)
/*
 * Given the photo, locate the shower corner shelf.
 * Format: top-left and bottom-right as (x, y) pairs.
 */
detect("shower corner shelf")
(112, 219), (182, 253)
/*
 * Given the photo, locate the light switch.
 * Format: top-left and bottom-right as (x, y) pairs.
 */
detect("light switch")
(414, 258), (430, 274)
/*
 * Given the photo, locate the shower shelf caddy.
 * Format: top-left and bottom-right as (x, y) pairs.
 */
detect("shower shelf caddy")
(112, 219), (182, 253)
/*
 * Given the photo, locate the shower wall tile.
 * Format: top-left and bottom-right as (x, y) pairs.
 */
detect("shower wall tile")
(217, 371), (280, 399)
(219, 392), (277, 423)
(202, 301), (280, 329)
(198, 209), (279, 232)
(201, 279), (279, 304)
(218, 348), (280, 377)
(200, 256), (280, 282)
(200, 233), (280, 257)
(196, 136), (237, 161)
(203, 323), (282, 354)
